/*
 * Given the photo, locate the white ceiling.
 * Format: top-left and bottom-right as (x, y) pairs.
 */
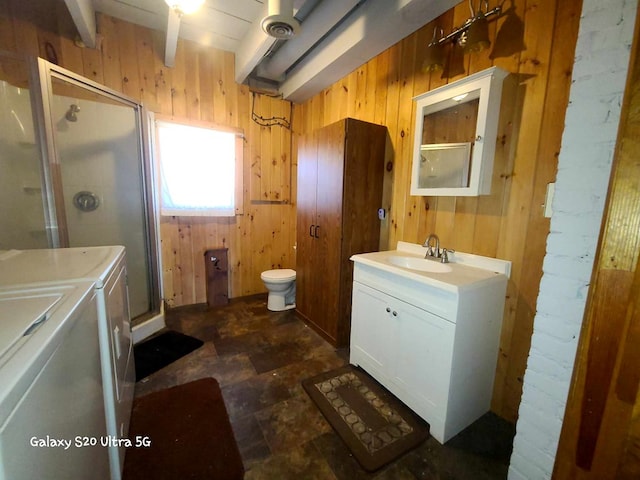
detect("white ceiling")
(93, 0), (268, 54)
(66, 0), (459, 103)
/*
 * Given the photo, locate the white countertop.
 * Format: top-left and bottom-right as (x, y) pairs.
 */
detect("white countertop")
(351, 242), (511, 293)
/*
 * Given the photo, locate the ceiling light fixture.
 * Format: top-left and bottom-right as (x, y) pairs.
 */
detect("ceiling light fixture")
(164, 0), (205, 16)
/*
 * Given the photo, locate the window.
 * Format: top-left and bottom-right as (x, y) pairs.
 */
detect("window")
(155, 118), (243, 216)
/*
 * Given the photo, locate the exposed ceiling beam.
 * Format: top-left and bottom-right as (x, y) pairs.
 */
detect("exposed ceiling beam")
(165, 8), (181, 67)
(280, 0), (459, 103)
(63, 0), (97, 48)
(234, 1), (278, 85)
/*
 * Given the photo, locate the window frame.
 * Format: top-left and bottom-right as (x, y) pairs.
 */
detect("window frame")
(153, 114), (244, 217)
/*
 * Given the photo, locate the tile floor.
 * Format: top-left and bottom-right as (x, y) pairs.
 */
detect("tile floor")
(134, 294), (515, 479)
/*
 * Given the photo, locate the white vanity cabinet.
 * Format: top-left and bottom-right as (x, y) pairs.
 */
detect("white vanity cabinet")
(351, 282), (455, 419)
(350, 243), (510, 443)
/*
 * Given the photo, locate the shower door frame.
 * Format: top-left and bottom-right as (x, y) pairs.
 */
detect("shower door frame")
(29, 56), (161, 320)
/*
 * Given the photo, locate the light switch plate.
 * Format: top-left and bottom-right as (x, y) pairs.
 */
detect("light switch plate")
(543, 183), (555, 218)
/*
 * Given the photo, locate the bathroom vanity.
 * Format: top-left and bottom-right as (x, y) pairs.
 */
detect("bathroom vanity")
(349, 242), (510, 443)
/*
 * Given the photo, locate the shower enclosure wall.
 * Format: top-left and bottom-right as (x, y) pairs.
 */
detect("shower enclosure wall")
(0, 52), (162, 330)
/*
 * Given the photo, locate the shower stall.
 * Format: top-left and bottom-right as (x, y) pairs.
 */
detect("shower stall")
(0, 51), (162, 328)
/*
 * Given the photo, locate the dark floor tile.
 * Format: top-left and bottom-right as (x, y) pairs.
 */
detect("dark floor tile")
(255, 394), (332, 454)
(137, 295), (515, 480)
(176, 351), (256, 387)
(229, 414), (272, 467)
(221, 373), (292, 420)
(249, 341), (308, 374)
(215, 310), (274, 338)
(445, 412), (514, 462)
(262, 319), (327, 351)
(372, 464), (419, 480)
(272, 347), (347, 397)
(213, 330), (270, 357)
(244, 441), (338, 480)
(268, 310), (299, 326)
(134, 370), (178, 398)
(181, 321), (218, 341)
(312, 431), (375, 480)
(400, 434), (509, 480)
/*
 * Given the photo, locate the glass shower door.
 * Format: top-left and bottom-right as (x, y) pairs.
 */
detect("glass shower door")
(0, 52), (49, 249)
(27, 58), (159, 321)
(47, 76), (152, 318)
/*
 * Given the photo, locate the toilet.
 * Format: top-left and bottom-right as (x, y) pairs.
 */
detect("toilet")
(261, 269), (296, 311)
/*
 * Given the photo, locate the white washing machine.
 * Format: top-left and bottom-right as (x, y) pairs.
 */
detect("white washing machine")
(0, 282), (111, 479)
(0, 247), (135, 480)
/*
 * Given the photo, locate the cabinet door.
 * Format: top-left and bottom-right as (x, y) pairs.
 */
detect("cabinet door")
(313, 121), (345, 335)
(393, 302), (455, 414)
(296, 130), (319, 320)
(350, 282), (393, 381)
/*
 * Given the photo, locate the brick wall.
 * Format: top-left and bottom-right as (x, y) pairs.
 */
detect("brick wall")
(508, 0), (638, 478)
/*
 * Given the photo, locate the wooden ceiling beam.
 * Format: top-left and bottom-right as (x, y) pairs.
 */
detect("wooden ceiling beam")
(63, 0), (97, 48)
(165, 8), (181, 68)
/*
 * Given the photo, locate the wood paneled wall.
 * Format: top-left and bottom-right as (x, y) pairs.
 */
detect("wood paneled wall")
(0, 0), (583, 420)
(0, 0), (297, 308)
(294, 0), (582, 421)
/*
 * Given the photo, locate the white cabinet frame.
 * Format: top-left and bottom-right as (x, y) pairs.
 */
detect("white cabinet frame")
(411, 66), (508, 196)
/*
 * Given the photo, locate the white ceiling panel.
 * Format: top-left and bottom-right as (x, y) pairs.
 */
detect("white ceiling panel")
(70, 0), (457, 101)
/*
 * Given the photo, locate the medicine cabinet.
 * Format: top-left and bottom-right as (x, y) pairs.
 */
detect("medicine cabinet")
(411, 66), (508, 196)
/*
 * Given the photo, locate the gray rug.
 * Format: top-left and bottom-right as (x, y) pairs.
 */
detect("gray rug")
(302, 365), (429, 471)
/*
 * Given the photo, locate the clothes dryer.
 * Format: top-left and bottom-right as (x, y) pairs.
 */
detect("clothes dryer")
(0, 282), (111, 479)
(0, 247), (134, 480)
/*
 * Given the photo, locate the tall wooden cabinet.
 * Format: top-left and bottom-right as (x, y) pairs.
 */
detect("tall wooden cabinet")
(296, 118), (387, 346)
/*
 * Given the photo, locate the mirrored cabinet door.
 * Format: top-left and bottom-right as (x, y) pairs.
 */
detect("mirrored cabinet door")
(411, 67), (508, 196)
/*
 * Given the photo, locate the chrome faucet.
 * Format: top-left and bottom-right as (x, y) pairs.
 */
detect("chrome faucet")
(423, 234), (440, 259)
(423, 234), (454, 263)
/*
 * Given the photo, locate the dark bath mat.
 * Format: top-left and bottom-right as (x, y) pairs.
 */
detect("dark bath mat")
(134, 330), (203, 381)
(302, 364), (430, 472)
(123, 377), (244, 480)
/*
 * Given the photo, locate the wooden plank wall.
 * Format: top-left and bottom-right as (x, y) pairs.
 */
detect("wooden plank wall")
(294, 0), (582, 421)
(0, 0), (296, 308)
(0, 0), (584, 420)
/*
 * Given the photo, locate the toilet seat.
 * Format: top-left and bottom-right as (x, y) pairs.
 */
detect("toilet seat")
(261, 269), (296, 283)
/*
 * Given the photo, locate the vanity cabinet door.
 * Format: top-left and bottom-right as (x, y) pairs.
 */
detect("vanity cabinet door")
(350, 279), (456, 441)
(393, 302), (454, 417)
(350, 281), (394, 380)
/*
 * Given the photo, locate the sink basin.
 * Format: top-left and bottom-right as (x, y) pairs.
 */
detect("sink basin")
(387, 256), (453, 273)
